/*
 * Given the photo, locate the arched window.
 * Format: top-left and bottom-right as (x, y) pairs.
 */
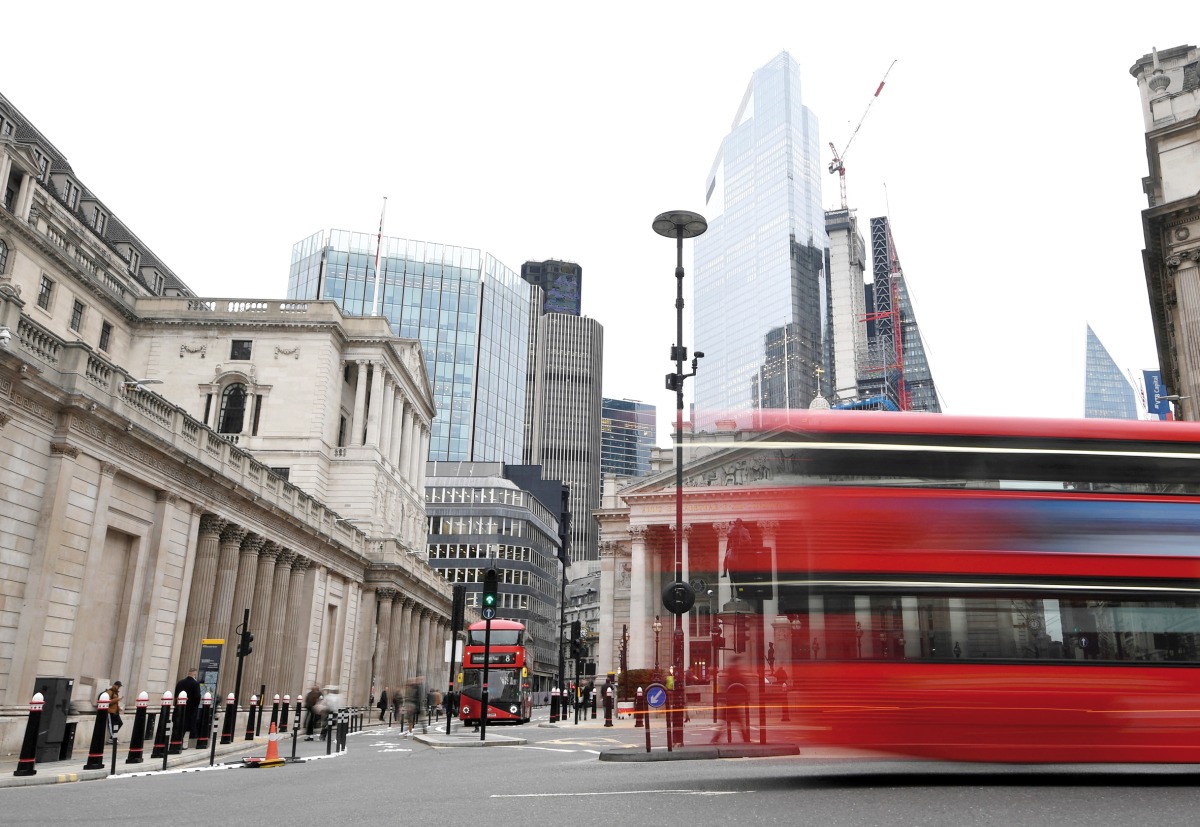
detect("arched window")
(218, 383), (248, 434)
(0, 239), (8, 274)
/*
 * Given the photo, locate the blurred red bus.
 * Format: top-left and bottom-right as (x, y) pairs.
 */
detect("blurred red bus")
(708, 410), (1200, 762)
(458, 619), (533, 725)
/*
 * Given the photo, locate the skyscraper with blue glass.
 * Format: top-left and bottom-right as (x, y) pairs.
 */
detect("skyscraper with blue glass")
(288, 230), (531, 462)
(693, 51), (829, 432)
(1084, 323), (1139, 419)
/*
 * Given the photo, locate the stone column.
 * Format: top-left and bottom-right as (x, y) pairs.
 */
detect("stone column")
(366, 362), (384, 447)
(222, 533), (263, 700)
(179, 514), (227, 675)
(351, 360), (368, 446)
(379, 373), (394, 462)
(387, 595), (408, 690)
(417, 427), (430, 490)
(404, 602), (422, 684)
(389, 389), (404, 466)
(245, 541), (280, 692)
(263, 550), (295, 699)
(284, 556), (312, 695)
(598, 541), (618, 676)
(14, 171), (33, 221)
(399, 404), (414, 481)
(373, 588), (396, 690)
(416, 609), (432, 686)
(209, 524), (247, 693)
(629, 526), (648, 668)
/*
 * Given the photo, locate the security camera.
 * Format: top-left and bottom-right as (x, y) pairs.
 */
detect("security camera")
(695, 351), (705, 359)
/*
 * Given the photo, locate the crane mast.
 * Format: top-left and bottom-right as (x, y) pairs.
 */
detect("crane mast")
(828, 60), (896, 209)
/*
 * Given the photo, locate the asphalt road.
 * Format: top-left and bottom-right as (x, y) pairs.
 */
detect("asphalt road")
(4, 715), (1200, 827)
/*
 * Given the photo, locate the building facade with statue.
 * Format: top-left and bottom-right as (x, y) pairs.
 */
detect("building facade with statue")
(0, 92), (454, 754)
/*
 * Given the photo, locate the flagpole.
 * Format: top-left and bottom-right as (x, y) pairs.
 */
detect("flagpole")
(373, 196), (388, 316)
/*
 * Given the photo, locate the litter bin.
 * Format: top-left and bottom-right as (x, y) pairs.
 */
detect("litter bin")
(58, 721), (78, 760)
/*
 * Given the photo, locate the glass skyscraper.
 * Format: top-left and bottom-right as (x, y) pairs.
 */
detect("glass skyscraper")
(693, 51), (828, 432)
(288, 230), (531, 462)
(1084, 324), (1138, 419)
(600, 398), (656, 478)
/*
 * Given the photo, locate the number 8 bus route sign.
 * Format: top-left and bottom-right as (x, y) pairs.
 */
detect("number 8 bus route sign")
(645, 683), (667, 710)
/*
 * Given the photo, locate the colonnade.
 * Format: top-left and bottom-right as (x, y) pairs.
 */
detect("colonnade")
(347, 359), (430, 487)
(368, 586), (451, 699)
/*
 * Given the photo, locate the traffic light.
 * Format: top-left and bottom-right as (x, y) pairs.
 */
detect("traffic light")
(482, 566), (499, 618)
(712, 620), (725, 651)
(570, 620), (583, 659)
(237, 627), (254, 658)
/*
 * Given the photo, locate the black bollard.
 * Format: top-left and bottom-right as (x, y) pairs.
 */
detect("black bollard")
(634, 687), (644, 728)
(161, 700), (172, 772)
(592, 694), (597, 719)
(209, 701), (221, 767)
(125, 692), (149, 763)
(195, 693), (212, 751)
(270, 694), (280, 732)
(13, 692), (44, 777)
(150, 691), (172, 759)
(244, 695), (258, 741)
(169, 691), (187, 754)
(550, 690), (559, 723)
(604, 687), (613, 728)
(280, 695), (291, 731)
(325, 711), (333, 755)
(83, 691), (111, 770)
(290, 700), (301, 761)
(220, 693), (236, 744)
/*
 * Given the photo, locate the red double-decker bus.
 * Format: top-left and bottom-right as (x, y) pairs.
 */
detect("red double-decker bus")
(705, 410), (1200, 763)
(458, 619), (533, 725)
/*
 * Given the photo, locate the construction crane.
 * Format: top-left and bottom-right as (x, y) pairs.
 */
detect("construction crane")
(828, 60), (896, 210)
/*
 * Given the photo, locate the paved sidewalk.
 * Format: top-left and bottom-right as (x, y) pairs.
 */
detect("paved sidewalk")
(0, 723), (381, 788)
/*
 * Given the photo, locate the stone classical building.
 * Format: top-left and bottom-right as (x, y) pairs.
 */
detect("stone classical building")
(1131, 45), (1200, 420)
(0, 92), (452, 754)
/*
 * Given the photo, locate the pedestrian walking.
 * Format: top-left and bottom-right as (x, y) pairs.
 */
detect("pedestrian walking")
(105, 680), (124, 736)
(174, 667), (202, 741)
(377, 686), (390, 721)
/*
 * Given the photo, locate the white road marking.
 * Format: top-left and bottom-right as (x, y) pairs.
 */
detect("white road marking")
(492, 789), (747, 798)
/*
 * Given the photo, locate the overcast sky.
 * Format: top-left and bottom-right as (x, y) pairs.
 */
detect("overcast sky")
(4, 3), (1181, 444)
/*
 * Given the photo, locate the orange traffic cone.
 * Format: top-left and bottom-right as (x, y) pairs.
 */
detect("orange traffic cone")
(244, 722), (285, 768)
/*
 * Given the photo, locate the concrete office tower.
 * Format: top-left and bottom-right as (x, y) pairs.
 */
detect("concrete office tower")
(1131, 45), (1200, 421)
(522, 260), (604, 565)
(1085, 324), (1139, 419)
(289, 231), (531, 462)
(693, 51), (829, 432)
(601, 398), (656, 478)
(824, 209), (869, 403)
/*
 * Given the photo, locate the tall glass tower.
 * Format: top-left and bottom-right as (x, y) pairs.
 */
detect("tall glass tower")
(600, 398), (656, 478)
(289, 230), (531, 462)
(693, 51), (828, 432)
(1084, 324), (1139, 419)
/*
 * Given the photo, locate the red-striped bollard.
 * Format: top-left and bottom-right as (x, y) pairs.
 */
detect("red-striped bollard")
(83, 692), (111, 770)
(220, 693), (236, 744)
(280, 694), (291, 730)
(270, 694), (281, 731)
(634, 687), (644, 728)
(13, 693), (44, 777)
(150, 691), (173, 759)
(244, 695), (258, 741)
(169, 691), (187, 754)
(196, 692), (212, 750)
(125, 692), (149, 764)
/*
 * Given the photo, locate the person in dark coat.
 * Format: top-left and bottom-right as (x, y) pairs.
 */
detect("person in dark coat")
(377, 686), (389, 721)
(174, 668), (202, 741)
(304, 684), (322, 740)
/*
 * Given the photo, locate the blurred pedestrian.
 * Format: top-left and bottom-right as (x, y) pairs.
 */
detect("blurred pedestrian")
(303, 684), (321, 740)
(710, 655), (750, 744)
(377, 686), (390, 722)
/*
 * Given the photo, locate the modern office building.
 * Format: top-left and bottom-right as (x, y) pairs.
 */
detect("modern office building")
(600, 398), (656, 478)
(289, 230), (531, 463)
(0, 91), (453, 754)
(1085, 324), (1139, 419)
(520, 259), (582, 316)
(858, 217), (941, 413)
(1131, 45), (1200, 421)
(425, 462), (565, 691)
(693, 51), (829, 432)
(522, 261), (604, 565)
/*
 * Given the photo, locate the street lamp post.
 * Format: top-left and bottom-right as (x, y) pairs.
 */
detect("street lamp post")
(653, 616), (663, 678)
(620, 624), (629, 702)
(653, 209), (708, 749)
